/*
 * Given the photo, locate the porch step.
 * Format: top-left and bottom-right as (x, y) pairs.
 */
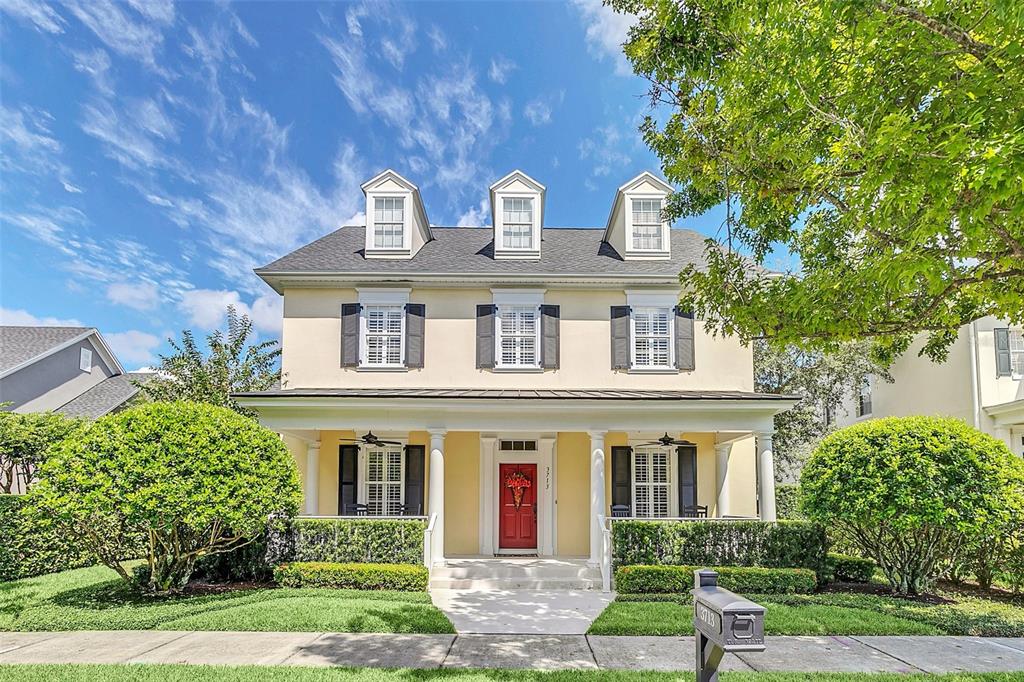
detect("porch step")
(429, 558), (603, 591)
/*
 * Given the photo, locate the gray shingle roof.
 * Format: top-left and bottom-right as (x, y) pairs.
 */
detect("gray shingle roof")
(233, 388), (796, 401)
(256, 226), (714, 277)
(0, 326), (92, 374)
(56, 373), (151, 419)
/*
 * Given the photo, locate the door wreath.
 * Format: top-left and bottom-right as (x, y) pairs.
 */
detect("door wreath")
(504, 470), (532, 509)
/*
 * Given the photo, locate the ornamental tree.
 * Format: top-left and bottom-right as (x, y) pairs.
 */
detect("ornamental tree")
(30, 401), (301, 595)
(0, 411), (83, 493)
(613, 0), (1024, 361)
(801, 416), (1024, 595)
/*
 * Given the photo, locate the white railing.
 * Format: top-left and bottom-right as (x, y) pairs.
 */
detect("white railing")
(297, 515), (429, 520)
(598, 514), (612, 592)
(423, 512), (438, 569)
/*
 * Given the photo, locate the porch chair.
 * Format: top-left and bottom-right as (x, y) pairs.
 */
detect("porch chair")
(610, 504), (632, 518)
(343, 503), (369, 516)
(681, 505), (709, 519)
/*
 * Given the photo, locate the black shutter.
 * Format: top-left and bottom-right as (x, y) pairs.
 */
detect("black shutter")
(611, 446), (633, 510)
(476, 304), (496, 369)
(540, 304), (560, 369)
(405, 303), (426, 368)
(338, 445), (359, 515)
(674, 307), (695, 371)
(404, 445), (425, 515)
(995, 328), (1012, 377)
(610, 306), (631, 369)
(340, 303), (362, 367)
(677, 445), (697, 512)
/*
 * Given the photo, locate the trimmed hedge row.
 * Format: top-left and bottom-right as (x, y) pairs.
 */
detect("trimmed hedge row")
(0, 494), (95, 581)
(611, 520), (827, 576)
(284, 518), (426, 565)
(274, 561), (429, 591)
(827, 552), (876, 583)
(615, 564), (817, 594)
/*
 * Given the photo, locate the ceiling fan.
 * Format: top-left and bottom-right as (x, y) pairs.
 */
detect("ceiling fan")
(638, 433), (696, 448)
(339, 431), (403, 446)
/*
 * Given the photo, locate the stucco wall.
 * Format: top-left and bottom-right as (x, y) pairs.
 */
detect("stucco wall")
(281, 287), (753, 391)
(555, 432), (591, 557)
(442, 431), (480, 556)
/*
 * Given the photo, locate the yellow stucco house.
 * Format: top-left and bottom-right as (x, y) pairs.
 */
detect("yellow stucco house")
(235, 169), (797, 589)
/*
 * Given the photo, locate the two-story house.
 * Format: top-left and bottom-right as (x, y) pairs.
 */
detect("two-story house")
(837, 317), (1024, 458)
(236, 169), (796, 578)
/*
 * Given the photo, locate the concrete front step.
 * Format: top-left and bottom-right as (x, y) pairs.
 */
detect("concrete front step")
(430, 558), (603, 591)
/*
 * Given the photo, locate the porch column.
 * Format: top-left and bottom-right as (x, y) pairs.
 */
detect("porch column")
(995, 426), (1012, 449)
(715, 442), (731, 518)
(428, 429), (446, 564)
(756, 431), (777, 521)
(304, 441), (320, 515)
(589, 430), (607, 565)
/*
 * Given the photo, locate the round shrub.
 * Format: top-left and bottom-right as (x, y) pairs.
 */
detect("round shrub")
(30, 401), (302, 595)
(801, 416), (1024, 595)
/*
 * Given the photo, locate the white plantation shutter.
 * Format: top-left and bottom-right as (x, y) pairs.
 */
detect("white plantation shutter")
(366, 447), (404, 515)
(633, 449), (670, 517)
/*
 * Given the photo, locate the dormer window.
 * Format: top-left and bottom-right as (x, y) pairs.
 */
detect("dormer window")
(604, 172), (673, 261)
(373, 197), (405, 249)
(502, 198), (534, 249)
(631, 199), (663, 251)
(489, 170), (545, 260)
(360, 169), (432, 260)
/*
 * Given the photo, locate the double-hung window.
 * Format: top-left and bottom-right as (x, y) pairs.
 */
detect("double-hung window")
(496, 305), (540, 369)
(633, 448), (670, 518)
(502, 197), (533, 249)
(363, 305), (404, 367)
(631, 199), (663, 250)
(365, 446), (404, 516)
(373, 197), (405, 249)
(632, 307), (673, 369)
(1009, 330), (1024, 376)
(856, 376), (873, 417)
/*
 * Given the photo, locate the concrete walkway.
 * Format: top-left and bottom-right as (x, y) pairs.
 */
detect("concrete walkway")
(430, 589), (614, 634)
(2, 632), (1024, 672)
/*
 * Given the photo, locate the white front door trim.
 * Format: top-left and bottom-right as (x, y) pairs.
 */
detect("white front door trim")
(480, 434), (555, 556)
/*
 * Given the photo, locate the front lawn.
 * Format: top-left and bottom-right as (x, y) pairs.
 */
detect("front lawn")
(588, 589), (1024, 637)
(0, 667), (1022, 682)
(0, 566), (454, 634)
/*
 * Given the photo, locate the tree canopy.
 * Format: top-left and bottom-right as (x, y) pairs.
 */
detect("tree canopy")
(614, 0), (1024, 360)
(0, 411), (83, 494)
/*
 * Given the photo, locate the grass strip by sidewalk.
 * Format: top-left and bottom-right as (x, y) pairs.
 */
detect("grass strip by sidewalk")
(0, 667), (1023, 682)
(0, 565), (454, 634)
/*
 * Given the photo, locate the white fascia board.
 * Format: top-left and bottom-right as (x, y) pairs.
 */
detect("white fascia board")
(488, 169), (547, 193)
(0, 329), (124, 380)
(258, 272), (682, 294)
(603, 171), (674, 242)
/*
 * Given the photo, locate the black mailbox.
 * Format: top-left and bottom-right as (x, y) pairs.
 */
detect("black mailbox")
(691, 569), (766, 682)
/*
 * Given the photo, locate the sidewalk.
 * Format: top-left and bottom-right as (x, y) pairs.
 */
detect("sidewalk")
(2, 632), (1024, 672)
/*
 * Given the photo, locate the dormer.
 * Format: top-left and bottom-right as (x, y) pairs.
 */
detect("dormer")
(361, 169), (432, 259)
(603, 171), (674, 261)
(489, 170), (545, 260)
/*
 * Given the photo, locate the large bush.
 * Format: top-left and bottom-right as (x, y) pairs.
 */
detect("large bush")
(284, 518), (426, 565)
(0, 411), (83, 493)
(801, 416), (1024, 595)
(615, 564), (816, 594)
(30, 401), (302, 595)
(612, 520), (827, 576)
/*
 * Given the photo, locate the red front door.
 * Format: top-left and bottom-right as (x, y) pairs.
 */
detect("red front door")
(499, 463), (537, 550)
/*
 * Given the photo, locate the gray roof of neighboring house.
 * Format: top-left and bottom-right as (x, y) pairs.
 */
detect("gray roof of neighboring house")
(56, 373), (152, 419)
(233, 388), (797, 401)
(256, 226), (716, 277)
(0, 326), (93, 374)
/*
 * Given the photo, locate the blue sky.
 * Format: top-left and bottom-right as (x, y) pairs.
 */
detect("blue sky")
(0, 0), (730, 369)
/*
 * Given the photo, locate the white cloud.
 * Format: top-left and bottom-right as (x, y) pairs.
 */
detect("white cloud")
(105, 330), (161, 366)
(0, 307), (82, 327)
(524, 99), (553, 126)
(0, 105), (79, 188)
(62, 181), (83, 193)
(570, 0), (637, 76)
(71, 48), (114, 96)
(124, 0), (174, 25)
(63, 0), (171, 74)
(488, 56), (516, 84)
(456, 198), (490, 227)
(106, 281), (159, 311)
(177, 289), (282, 337)
(145, 194), (173, 207)
(578, 123), (632, 177)
(249, 293), (283, 336)
(426, 25), (446, 53)
(0, 0), (65, 33)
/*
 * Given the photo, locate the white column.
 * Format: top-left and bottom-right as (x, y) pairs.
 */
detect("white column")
(589, 431), (607, 565)
(715, 442), (731, 518)
(756, 431), (777, 521)
(428, 430), (446, 564)
(304, 441), (320, 515)
(995, 427), (1012, 449)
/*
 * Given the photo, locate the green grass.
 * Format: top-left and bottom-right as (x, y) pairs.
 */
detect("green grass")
(588, 590), (1024, 637)
(0, 667), (1022, 682)
(0, 565), (454, 633)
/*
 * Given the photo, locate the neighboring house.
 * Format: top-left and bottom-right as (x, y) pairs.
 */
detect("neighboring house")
(835, 317), (1024, 457)
(235, 169), (796, 580)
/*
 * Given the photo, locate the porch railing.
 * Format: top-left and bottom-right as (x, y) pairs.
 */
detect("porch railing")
(423, 513), (438, 569)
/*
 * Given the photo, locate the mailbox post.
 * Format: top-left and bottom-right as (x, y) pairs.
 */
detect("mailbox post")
(692, 569), (766, 682)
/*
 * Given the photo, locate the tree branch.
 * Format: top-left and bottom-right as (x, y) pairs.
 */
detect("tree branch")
(878, 2), (995, 65)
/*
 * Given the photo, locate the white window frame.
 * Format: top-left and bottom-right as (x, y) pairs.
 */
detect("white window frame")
(358, 444), (405, 516)
(1009, 329), (1024, 378)
(631, 447), (673, 518)
(357, 289), (410, 370)
(492, 183), (543, 259)
(491, 289), (545, 371)
(364, 186), (414, 258)
(371, 196), (406, 250)
(79, 348), (93, 372)
(630, 306), (674, 370)
(630, 198), (664, 251)
(624, 191), (670, 258)
(856, 375), (873, 418)
(500, 197), (535, 250)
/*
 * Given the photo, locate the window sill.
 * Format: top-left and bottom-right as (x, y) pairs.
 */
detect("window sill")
(492, 366), (545, 373)
(355, 365), (409, 372)
(627, 367), (679, 374)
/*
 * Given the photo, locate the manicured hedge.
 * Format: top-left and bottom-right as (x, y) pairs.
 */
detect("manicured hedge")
(828, 552), (876, 583)
(286, 518), (426, 565)
(0, 494), (95, 581)
(615, 564), (817, 594)
(775, 484), (803, 520)
(274, 561), (429, 591)
(611, 520), (827, 576)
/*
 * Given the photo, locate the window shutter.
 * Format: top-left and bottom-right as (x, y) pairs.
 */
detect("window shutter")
(404, 445), (425, 515)
(674, 307), (695, 371)
(405, 303), (426, 369)
(476, 304), (496, 369)
(340, 303), (362, 367)
(677, 445), (697, 512)
(338, 445), (359, 515)
(540, 304), (560, 369)
(995, 328), (1012, 377)
(610, 306), (631, 369)
(611, 446), (633, 509)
